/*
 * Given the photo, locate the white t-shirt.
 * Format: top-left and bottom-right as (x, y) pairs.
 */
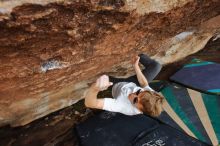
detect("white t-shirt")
(103, 82), (155, 115)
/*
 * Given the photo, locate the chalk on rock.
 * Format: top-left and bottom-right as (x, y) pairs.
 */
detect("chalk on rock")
(40, 59), (69, 73)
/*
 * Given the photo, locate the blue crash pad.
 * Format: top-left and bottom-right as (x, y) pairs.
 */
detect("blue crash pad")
(170, 58), (220, 95)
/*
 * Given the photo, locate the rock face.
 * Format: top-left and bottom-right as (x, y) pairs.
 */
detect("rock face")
(0, 0), (220, 127)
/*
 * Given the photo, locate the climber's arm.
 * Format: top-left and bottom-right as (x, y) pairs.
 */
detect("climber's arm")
(85, 83), (104, 109)
(85, 75), (113, 109)
(133, 56), (149, 87)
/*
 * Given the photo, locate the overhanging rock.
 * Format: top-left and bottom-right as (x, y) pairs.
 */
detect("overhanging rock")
(0, 0), (220, 127)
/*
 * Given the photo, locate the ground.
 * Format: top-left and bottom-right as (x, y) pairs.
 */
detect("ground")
(0, 38), (219, 146)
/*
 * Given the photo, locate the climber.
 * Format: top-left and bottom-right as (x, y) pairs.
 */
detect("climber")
(85, 54), (164, 117)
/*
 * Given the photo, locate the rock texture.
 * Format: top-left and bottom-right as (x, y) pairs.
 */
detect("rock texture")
(0, 0), (192, 14)
(0, 0), (220, 127)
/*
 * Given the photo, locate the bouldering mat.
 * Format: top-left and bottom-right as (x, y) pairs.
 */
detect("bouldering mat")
(133, 125), (208, 146)
(159, 82), (220, 145)
(75, 112), (159, 146)
(75, 111), (209, 146)
(170, 58), (220, 95)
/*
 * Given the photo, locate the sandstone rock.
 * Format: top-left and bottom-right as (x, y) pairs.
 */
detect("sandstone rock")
(124, 0), (193, 14)
(153, 15), (220, 64)
(0, 0), (193, 14)
(0, 0), (220, 127)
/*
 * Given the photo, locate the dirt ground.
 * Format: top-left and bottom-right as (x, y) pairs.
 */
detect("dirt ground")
(0, 38), (219, 146)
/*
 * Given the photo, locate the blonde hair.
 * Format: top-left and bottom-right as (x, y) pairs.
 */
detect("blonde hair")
(139, 91), (164, 117)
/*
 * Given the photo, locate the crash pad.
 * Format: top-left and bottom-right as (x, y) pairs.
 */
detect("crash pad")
(159, 82), (220, 146)
(170, 58), (220, 95)
(75, 111), (209, 146)
(75, 112), (159, 146)
(133, 125), (208, 146)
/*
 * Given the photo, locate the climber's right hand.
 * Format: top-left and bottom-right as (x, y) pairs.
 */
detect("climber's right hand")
(93, 75), (113, 91)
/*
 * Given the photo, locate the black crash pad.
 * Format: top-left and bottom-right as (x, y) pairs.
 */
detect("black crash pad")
(75, 111), (209, 146)
(76, 112), (159, 146)
(133, 125), (209, 146)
